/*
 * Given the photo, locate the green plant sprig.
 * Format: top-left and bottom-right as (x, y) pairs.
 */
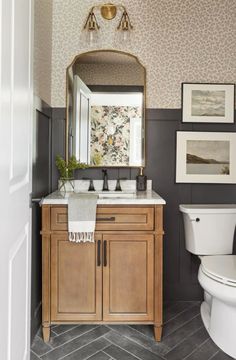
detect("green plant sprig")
(55, 155), (88, 179)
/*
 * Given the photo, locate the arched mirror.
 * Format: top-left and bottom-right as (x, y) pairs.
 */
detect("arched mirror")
(66, 50), (146, 167)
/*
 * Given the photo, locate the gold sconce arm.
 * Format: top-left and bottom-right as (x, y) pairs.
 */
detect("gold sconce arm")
(83, 3), (133, 45)
(83, 7), (100, 31)
(84, 3), (133, 26)
(117, 6), (133, 31)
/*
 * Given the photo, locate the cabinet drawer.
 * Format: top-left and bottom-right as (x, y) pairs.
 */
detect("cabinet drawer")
(51, 207), (67, 231)
(96, 207), (154, 231)
(50, 206), (154, 231)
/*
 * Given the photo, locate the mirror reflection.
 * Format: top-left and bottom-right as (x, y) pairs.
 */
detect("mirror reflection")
(67, 50), (145, 167)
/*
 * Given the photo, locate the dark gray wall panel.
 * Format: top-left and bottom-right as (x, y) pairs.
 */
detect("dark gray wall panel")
(51, 108), (236, 301)
(142, 117), (202, 300)
(33, 110), (51, 196)
(31, 204), (42, 342)
(51, 108), (66, 190)
(31, 99), (52, 342)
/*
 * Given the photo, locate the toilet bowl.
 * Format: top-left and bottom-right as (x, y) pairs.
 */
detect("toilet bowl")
(198, 259), (236, 358)
(179, 204), (236, 359)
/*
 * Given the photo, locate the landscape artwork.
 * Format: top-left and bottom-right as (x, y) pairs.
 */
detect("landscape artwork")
(191, 90), (225, 117)
(186, 140), (230, 175)
(182, 83), (235, 123)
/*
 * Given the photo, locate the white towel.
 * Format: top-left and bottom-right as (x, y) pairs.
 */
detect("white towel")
(68, 193), (98, 243)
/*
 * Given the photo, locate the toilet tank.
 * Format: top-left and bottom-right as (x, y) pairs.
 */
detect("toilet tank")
(179, 204), (236, 255)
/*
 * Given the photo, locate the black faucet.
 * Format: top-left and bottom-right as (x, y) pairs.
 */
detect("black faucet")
(102, 169), (109, 191)
(115, 177), (127, 191)
(82, 177), (95, 191)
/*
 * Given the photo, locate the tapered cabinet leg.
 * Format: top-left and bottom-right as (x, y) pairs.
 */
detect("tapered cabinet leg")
(42, 325), (50, 342)
(154, 325), (162, 342)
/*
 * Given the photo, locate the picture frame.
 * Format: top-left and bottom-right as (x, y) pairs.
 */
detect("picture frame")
(176, 131), (236, 183)
(182, 83), (235, 123)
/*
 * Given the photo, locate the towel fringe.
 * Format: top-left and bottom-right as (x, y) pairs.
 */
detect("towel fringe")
(69, 231), (95, 243)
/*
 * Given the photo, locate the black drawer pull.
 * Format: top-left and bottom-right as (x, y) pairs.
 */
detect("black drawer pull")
(96, 216), (115, 222)
(97, 240), (101, 266)
(103, 240), (107, 267)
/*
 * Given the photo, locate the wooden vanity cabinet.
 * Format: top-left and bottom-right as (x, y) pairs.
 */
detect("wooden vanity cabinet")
(41, 204), (164, 343)
(50, 233), (102, 322)
(102, 233), (154, 322)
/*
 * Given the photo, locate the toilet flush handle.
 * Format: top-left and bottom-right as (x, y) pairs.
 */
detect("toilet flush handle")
(190, 217), (200, 222)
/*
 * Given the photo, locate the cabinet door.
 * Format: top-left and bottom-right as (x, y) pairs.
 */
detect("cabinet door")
(51, 233), (102, 321)
(103, 234), (154, 321)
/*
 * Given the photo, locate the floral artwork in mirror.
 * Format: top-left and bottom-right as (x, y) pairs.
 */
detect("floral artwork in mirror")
(66, 50), (146, 167)
(90, 93), (142, 166)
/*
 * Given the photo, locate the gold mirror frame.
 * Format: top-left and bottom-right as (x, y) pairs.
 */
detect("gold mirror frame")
(65, 49), (146, 167)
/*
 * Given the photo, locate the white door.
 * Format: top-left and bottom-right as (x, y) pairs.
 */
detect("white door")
(74, 76), (91, 163)
(0, 0), (33, 359)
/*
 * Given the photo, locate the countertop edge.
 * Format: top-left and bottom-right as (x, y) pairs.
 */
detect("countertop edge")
(41, 190), (166, 206)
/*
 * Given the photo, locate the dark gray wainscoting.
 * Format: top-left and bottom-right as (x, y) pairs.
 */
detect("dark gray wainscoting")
(31, 97), (52, 342)
(51, 108), (236, 301)
(51, 108), (66, 189)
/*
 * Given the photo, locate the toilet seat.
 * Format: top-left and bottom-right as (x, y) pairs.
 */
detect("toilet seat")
(201, 255), (236, 287)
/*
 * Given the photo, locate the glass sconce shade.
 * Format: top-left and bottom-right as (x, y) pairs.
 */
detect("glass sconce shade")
(87, 28), (100, 46)
(83, 10), (100, 46)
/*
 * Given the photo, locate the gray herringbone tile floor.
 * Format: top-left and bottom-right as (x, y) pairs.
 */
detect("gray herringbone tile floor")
(31, 302), (234, 360)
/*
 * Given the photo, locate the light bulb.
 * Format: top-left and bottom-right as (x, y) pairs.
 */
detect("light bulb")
(122, 30), (130, 42)
(86, 29), (99, 46)
(114, 29), (132, 46)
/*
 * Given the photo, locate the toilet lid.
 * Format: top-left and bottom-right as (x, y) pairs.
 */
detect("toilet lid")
(201, 255), (236, 287)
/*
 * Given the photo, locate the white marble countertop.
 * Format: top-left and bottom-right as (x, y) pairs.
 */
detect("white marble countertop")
(41, 190), (166, 205)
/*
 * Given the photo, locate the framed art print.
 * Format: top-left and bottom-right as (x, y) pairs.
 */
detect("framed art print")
(182, 83), (235, 123)
(176, 131), (236, 183)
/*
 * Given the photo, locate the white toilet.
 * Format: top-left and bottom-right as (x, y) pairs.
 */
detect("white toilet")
(180, 204), (236, 359)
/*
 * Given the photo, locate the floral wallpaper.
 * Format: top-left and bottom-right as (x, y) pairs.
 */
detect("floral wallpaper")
(48, 0), (236, 108)
(90, 106), (141, 166)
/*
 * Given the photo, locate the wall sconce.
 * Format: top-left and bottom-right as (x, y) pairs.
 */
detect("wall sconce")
(83, 3), (133, 45)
